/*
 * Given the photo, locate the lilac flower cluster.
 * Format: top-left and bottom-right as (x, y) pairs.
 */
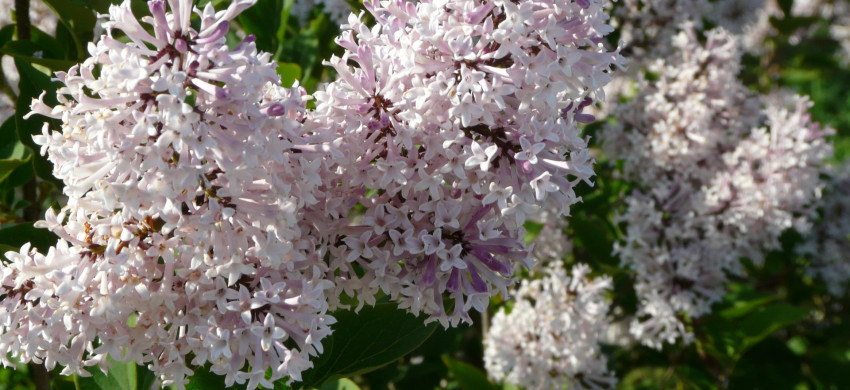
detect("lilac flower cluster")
(0, 0), (624, 387)
(603, 27), (832, 348)
(484, 263), (616, 390)
(311, 0), (624, 326)
(613, 0), (777, 59)
(528, 208), (572, 268)
(3, 1), (335, 387)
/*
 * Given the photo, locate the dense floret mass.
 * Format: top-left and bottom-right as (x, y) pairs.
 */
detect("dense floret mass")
(3, 1), (333, 387)
(484, 263), (616, 390)
(310, 0), (624, 326)
(603, 26), (832, 347)
(0, 0), (624, 387)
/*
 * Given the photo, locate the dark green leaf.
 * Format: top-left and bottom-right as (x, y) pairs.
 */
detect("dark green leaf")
(738, 303), (809, 349)
(135, 364), (157, 390)
(442, 356), (499, 390)
(315, 378), (360, 390)
(3, 160), (35, 188)
(1, 41), (77, 70)
(277, 62), (302, 88)
(185, 365), (247, 390)
(619, 366), (671, 390)
(777, 0), (793, 16)
(237, 0), (283, 54)
(70, 0), (122, 14)
(719, 294), (776, 320)
(298, 303), (438, 388)
(14, 58), (63, 187)
(727, 338), (802, 390)
(809, 351), (850, 389)
(0, 223), (57, 252)
(274, 0), (294, 60)
(0, 243), (19, 262)
(76, 359), (137, 390)
(39, 0), (98, 56)
(0, 116), (28, 159)
(0, 25), (14, 48)
(0, 155), (31, 184)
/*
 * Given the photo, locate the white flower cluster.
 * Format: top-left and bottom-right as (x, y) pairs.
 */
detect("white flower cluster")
(4, 0), (333, 387)
(603, 27), (833, 348)
(0, 0), (624, 387)
(798, 163), (850, 296)
(311, 0), (624, 326)
(612, 0), (777, 61)
(604, 0), (778, 113)
(529, 208), (572, 268)
(484, 263), (616, 390)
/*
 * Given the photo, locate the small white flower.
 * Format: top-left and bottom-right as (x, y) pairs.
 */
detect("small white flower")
(464, 141), (498, 172)
(251, 314), (287, 352)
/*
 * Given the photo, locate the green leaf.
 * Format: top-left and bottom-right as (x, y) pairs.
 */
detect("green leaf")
(1, 41), (78, 70)
(274, 0), (294, 60)
(727, 338), (803, 390)
(619, 366), (670, 389)
(0, 115), (31, 185)
(809, 351), (850, 389)
(0, 116), (32, 185)
(701, 300), (811, 368)
(315, 378), (361, 390)
(277, 62), (302, 88)
(0, 117), (28, 160)
(738, 303), (810, 350)
(237, 0), (284, 55)
(185, 365), (247, 390)
(39, 0), (98, 57)
(278, 12), (340, 93)
(2, 159), (35, 188)
(76, 359), (137, 390)
(0, 243), (19, 262)
(136, 364), (157, 390)
(523, 220), (544, 243)
(442, 356), (499, 390)
(69, 0), (122, 14)
(0, 155), (31, 184)
(14, 58), (63, 187)
(777, 0), (794, 16)
(0, 223), (57, 252)
(0, 25), (14, 48)
(298, 303), (438, 389)
(719, 294), (776, 320)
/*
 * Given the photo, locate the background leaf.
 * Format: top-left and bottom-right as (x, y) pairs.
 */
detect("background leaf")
(315, 378), (361, 390)
(0, 223), (57, 252)
(185, 365), (247, 390)
(442, 355), (499, 390)
(39, 0), (98, 57)
(277, 62), (302, 88)
(14, 58), (63, 187)
(298, 303), (438, 388)
(76, 359), (137, 390)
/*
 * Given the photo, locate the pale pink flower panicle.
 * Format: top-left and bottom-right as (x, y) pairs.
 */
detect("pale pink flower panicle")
(5, 1), (333, 388)
(310, 0), (625, 326)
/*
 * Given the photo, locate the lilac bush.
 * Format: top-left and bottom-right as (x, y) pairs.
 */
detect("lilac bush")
(0, 0), (848, 389)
